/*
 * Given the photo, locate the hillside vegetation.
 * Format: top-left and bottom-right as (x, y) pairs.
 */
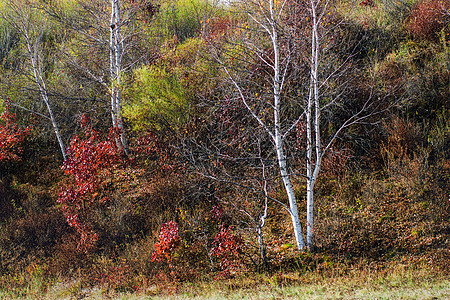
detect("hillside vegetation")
(0, 0), (448, 297)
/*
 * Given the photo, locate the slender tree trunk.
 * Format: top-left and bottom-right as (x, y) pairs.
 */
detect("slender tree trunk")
(306, 178), (314, 248)
(110, 0), (128, 154)
(258, 142), (269, 266)
(38, 82), (67, 161)
(271, 0), (305, 250)
(278, 148), (306, 250)
(256, 224), (266, 267)
(6, 1), (67, 161)
(306, 67), (314, 249)
(306, 0), (323, 249)
(25, 28), (66, 161)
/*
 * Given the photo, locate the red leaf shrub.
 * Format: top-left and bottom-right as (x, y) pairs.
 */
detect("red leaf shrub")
(58, 115), (121, 252)
(0, 106), (30, 162)
(210, 224), (243, 277)
(152, 221), (181, 263)
(210, 204), (223, 220)
(408, 0), (450, 40)
(359, 0), (376, 7)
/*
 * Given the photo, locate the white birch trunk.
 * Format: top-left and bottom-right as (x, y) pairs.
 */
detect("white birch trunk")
(257, 142), (269, 264)
(24, 22), (67, 161)
(277, 143), (306, 250)
(306, 61), (314, 249)
(6, 1), (67, 160)
(219, 0), (308, 251)
(110, 0), (128, 154)
(271, 0), (306, 250)
(306, 0), (320, 249)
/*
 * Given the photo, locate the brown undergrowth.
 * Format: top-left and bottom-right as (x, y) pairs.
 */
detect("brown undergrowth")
(0, 113), (449, 297)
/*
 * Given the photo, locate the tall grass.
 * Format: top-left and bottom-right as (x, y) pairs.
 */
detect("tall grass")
(1, 262), (448, 299)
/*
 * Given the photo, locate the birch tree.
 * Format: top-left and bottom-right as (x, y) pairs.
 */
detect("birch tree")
(4, 0), (67, 160)
(48, 0), (153, 154)
(187, 0), (384, 251)
(299, 0), (382, 248)
(180, 0), (307, 254)
(110, 0), (127, 153)
(207, 0), (307, 250)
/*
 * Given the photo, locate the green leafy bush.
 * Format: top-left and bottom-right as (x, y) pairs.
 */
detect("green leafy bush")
(124, 37), (210, 131)
(124, 65), (187, 131)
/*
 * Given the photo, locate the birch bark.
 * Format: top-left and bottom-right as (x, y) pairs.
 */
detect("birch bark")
(26, 35), (67, 161)
(271, 0), (306, 250)
(110, 0), (128, 154)
(306, 0), (321, 249)
(6, 2), (67, 160)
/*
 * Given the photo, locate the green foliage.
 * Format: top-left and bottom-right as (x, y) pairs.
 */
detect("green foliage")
(152, 0), (206, 41)
(124, 64), (188, 131)
(379, 0), (417, 28)
(342, 0), (417, 30)
(124, 37), (211, 131)
(428, 108), (450, 154)
(374, 35), (449, 133)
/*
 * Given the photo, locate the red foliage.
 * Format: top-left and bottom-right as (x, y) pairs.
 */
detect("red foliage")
(0, 106), (30, 162)
(152, 221), (181, 263)
(134, 131), (182, 173)
(135, 132), (158, 155)
(204, 17), (235, 40)
(210, 204), (223, 220)
(210, 224), (243, 276)
(58, 115), (121, 252)
(408, 0), (450, 40)
(359, 0), (376, 7)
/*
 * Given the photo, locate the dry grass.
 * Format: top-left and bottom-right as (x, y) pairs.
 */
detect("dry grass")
(1, 260), (448, 299)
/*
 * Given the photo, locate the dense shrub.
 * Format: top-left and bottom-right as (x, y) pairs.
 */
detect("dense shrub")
(0, 105), (30, 163)
(58, 115), (121, 252)
(152, 221), (181, 263)
(210, 224), (244, 277)
(152, 0), (205, 41)
(408, 0), (450, 40)
(0, 210), (68, 274)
